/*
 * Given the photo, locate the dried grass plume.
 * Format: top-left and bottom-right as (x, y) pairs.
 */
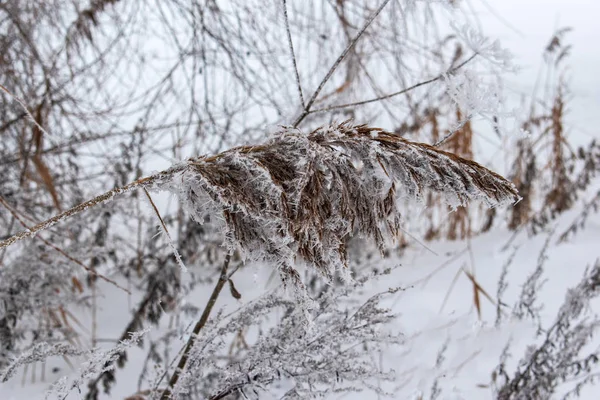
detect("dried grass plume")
(0, 122), (519, 291)
(159, 122), (520, 287)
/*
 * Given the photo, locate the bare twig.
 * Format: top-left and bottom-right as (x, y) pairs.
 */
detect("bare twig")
(143, 188), (187, 272)
(0, 196), (130, 293)
(309, 53), (478, 115)
(557, 189), (600, 243)
(282, 0), (305, 108)
(160, 253), (232, 399)
(292, 0), (392, 127)
(0, 83), (56, 144)
(434, 117), (471, 147)
(0, 168), (183, 250)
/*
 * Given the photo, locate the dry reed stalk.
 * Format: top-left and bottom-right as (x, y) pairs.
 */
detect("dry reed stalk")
(0, 172), (175, 250)
(508, 141), (536, 230)
(160, 254), (232, 400)
(544, 84), (573, 214)
(423, 108), (442, 241)
(0, 196), (129, 293)
(444, 108), (474, 240)
(1, 123), (519, 288)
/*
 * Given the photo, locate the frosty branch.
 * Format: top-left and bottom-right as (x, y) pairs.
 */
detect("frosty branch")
(292, 0), (392, 128)
(160, 253), (233, 399)
(0, 123), (519, 288)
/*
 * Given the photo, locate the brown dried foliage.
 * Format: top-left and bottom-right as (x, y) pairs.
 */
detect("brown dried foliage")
(544, 84), (574, 214)
(165, 122), (519, 285)
(444, 108), (474, 240)
(0, 121), (519, 293)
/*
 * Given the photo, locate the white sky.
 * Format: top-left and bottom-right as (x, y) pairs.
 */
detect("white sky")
(474, 0), (600, 143)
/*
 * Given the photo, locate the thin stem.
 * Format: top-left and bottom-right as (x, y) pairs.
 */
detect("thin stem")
(282, 0), (305, 108)
(160, 253), (232, 399)
(0, 196), (130, 293)
(0, 167), (184, 250)
(144, 188), (187, 272)
(292, 0), (392, 128)
(433, 116), (471, 147)
(0, 83), (56, 145)
(309, 53), (478, 115)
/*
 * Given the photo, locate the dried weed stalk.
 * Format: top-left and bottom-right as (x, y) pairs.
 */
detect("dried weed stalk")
(442, 108), (474, 240)
(160, 122), (519, 288)
(1, 122), (519, 292)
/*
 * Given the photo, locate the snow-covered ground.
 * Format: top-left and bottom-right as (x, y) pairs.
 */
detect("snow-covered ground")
(2, 1), (600, 399)
(3, 185), (600, 399)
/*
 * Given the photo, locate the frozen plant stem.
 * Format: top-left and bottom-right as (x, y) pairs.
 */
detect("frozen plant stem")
(282, 0), (305, 108)
(0, 196), (129, 293)
(160, 253), (232, 400)
(309, 53), (478, 115)
(292, 0), (391, 127)
(0, 168), (183, 250)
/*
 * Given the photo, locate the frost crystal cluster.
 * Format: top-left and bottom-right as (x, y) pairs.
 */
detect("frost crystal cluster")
(160, 122), (519, 289)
